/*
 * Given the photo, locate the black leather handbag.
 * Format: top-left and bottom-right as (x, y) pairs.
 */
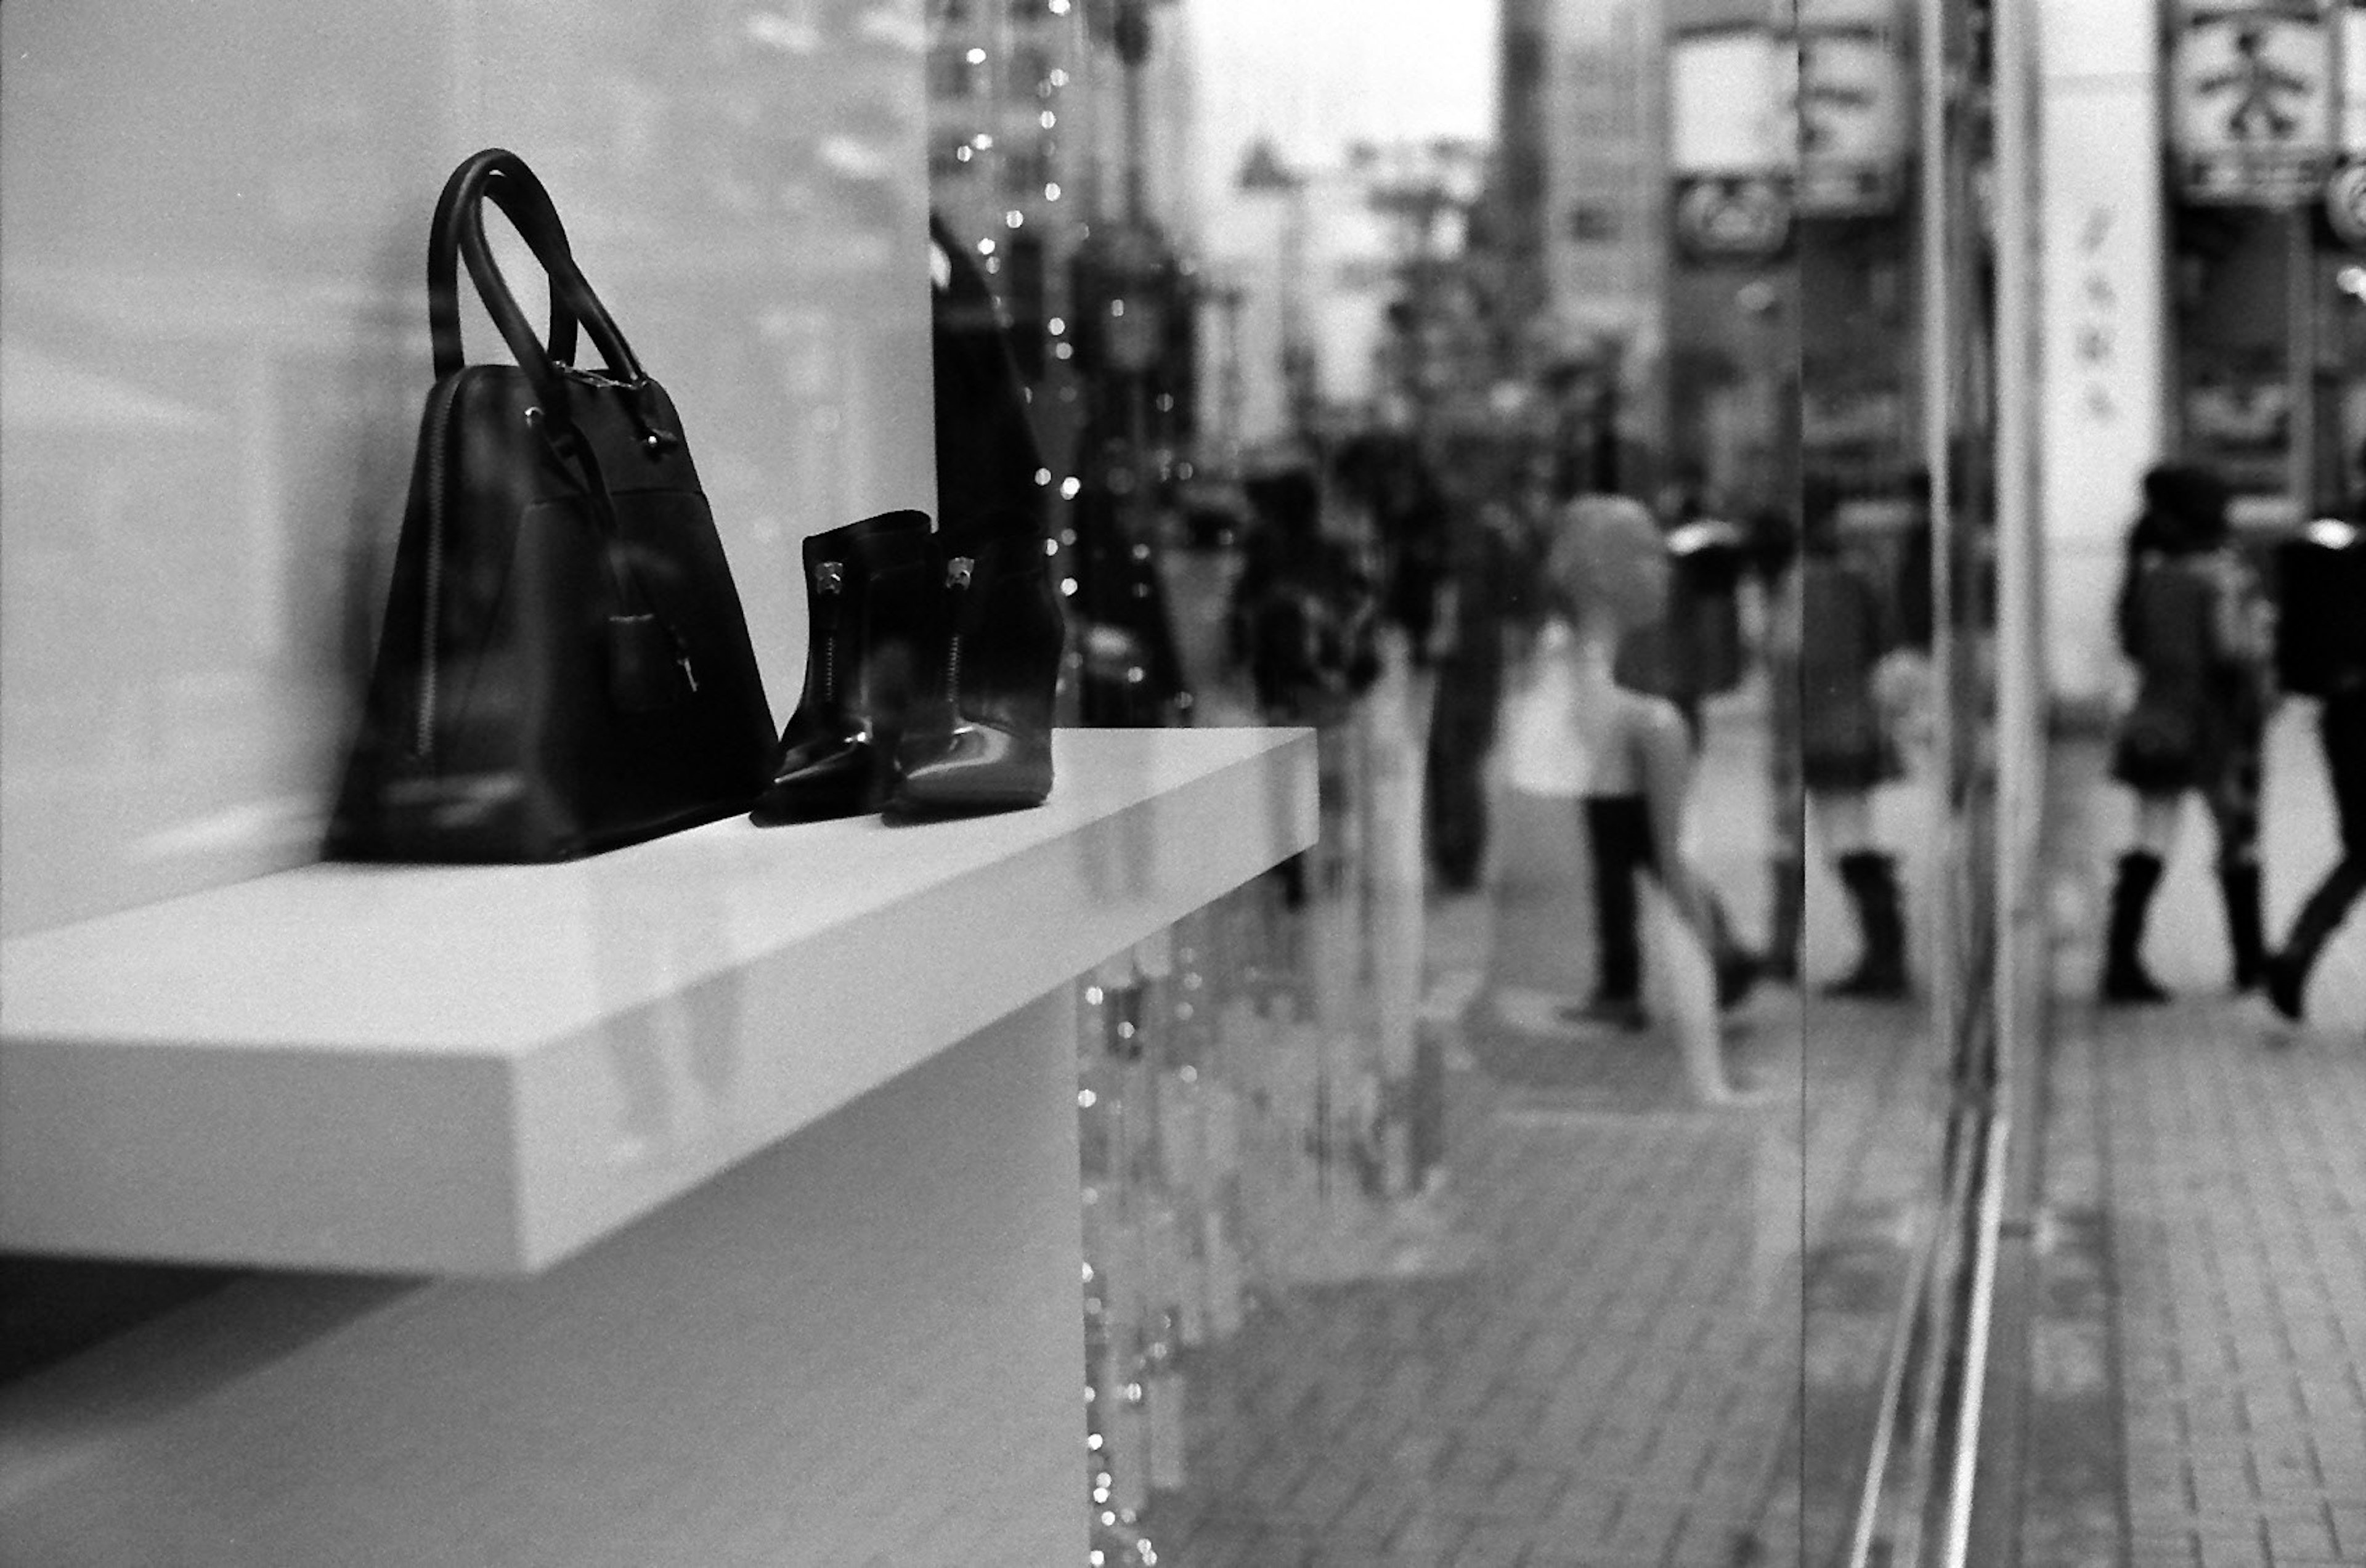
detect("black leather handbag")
(328, 149), (775, 861)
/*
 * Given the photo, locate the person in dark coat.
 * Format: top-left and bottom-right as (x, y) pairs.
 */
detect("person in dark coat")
(1424, 476), (1537, 892)
(2100, 464), (2274, 1002)
(1781, 476), (1912, 996)
(1227, 460), (1378, 904)
(1750, 500), (1806, 983)
(2262, 499), (2366, 1025)
(1069, 436), (1192, 729)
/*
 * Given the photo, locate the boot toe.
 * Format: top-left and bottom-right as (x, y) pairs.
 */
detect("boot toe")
(751, 739), (882, 823)
(888, 724), (1052, 816)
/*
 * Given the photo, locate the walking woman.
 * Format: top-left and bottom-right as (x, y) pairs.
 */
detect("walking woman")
(2263, 508), (2366, 1023)
(1789, 476), (1913, 997)
(2101, 465), (2275, 1002)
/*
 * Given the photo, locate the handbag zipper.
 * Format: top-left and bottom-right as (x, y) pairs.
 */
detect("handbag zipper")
(816, 560), (845, 702)
(413, 376), (466, 758)
(945, 555), (975, 702)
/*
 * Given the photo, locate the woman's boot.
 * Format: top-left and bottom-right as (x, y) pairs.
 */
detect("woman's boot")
(1763, 855), (1804, 983)
(752, 510), (934, 824)
(887, 529), (1067, 816)
(2100, 851), (2171, 1004)
(1564, 798), (1648, 1029)
(1705, 888), (1763, 1010)
(2265, 855), (2366, 1020)
(2218, 860), (2268, 993)
(1826, 851), (1909, 998)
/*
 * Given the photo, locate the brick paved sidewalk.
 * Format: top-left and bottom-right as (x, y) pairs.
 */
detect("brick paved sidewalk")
(2038, 717), (2366, 1568)
(1148, 681), (1949, 1567)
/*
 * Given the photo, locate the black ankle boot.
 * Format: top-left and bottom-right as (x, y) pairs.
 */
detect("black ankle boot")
(1826, 851), (1909, 998)
(1705, 888), (1763, 1010)
(2101, 851), (2170, 1004)
(2219, 861), (2268, 993)
(2266, 855), (2366, 1020)
(887, 530), (1065, 817)
(752, 510), (935, 824)
(1763, 856), (1804, 984)
(1583, 797), (1646, 1011)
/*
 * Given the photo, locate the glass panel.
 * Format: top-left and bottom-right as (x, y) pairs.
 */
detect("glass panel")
(1792, 2), (1984, 1557)
(914, 2), (1900, 1561)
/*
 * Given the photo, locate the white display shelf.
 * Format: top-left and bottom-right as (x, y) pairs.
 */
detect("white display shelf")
(0, 727), (1317, 1275)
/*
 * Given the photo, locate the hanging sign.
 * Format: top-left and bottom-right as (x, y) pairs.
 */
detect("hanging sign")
(1672, 174), (1794, 259)
(2327, 156), (2366, 245)
(1792, 0), (1907, 214)
(1669, 25), (1794, 260)
(2184, 354), (2294, 490)
(2173, 0), (2338, 203)
(2345, 0), (2366, 151)
(1669, 26), (1794, 174)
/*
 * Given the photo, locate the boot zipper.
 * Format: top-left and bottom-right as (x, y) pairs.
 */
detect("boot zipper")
(945, 556), (975, 702)
(413, 376), (465, 758)
(816, 560), (845, 702)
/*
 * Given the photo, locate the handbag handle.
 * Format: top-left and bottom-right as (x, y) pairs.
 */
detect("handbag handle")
(428, 150), (580, 382)
(428, 150), (655, 434)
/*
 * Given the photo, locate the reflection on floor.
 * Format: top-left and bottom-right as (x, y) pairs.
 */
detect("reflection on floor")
(1077, 617), (1951, 1567)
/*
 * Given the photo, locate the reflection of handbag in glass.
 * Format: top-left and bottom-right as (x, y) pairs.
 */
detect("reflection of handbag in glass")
(329, 149), (774, 861)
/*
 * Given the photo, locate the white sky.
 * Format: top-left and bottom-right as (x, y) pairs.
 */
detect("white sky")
(1184, 0), (1498, 211)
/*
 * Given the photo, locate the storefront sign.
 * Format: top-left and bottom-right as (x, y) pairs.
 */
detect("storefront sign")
(1672, 174), (1795, 259)
(2040, 2), (2169, 702)
(2328, 156), (2366, 245)
(1802, 383), (1905, 450)
(2344, 0), (2366, 150)
(2173, 0), (2338, 203)
(1792, 0), (1906, 215)
(2067, 204), (2131, 426)
(1669, 27), (1794, 176)
(1669, 25), (1794, 260)
(2184, 356), (2295, 490)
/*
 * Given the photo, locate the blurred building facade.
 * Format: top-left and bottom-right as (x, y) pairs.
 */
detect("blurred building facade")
(1484, 0), (2366, 701)
(1492, 0), (1672, 490)
(2030, 0), (2366, 701)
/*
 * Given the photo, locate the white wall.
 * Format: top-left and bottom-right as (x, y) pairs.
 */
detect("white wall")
(0, 2), (938, 936)
(2036, 0), (2167, 705)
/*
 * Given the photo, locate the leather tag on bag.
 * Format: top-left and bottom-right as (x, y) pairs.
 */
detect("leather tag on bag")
(607, 613), (695, 713)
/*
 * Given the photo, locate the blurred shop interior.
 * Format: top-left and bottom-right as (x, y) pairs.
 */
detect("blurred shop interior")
(5, 2), (2366, 1567)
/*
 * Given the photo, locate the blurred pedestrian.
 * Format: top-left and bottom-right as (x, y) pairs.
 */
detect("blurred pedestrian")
(1612, 490), (1746, 749)
(1335, 431), (1445, 664)
(1747, 498), (1807, 984)
(1547, 494), (1759, 1062)
(1229, 459), (1380, 904)
(1424, 466), (1535, 892)
(2262, 505), (2366, 1024)
(1793, 476), (1913, 997)
(2101, 464), (2275, 1003)
(1071, 428), (1192, 729)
